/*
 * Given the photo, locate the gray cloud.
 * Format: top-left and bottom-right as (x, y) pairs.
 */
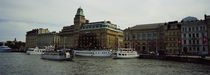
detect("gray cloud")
(0, 0), (210, 42)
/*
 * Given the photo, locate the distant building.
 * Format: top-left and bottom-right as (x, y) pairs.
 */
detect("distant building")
(205, 14), (210, 55)
(26, 28), (59, 48)
(124, 23), (165, 53)
(181, 16), (208, 55)
(59, 7), (123, 49)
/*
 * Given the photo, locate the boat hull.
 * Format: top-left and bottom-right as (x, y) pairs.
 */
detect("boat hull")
(41, 54), (67, 60)
(26, 51), (43, 55)
(112, 55), (139, 59)
(0, 49), (11, 52)
(74, 50), (112, 57)
(41, 52), (72, 61)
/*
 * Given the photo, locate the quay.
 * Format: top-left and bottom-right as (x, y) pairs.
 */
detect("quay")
(139, 54), (210, 65)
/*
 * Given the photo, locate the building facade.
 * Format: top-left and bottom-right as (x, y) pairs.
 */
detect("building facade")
(164, 21), (181, 55)
(181, 16), (208, 55)
(124, 23), (165, 54)
(26, 28), (59, 48)
(59, 7), (123, 49)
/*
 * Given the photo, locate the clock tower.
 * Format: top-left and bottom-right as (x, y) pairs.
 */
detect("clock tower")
(74, 7), (86, 31)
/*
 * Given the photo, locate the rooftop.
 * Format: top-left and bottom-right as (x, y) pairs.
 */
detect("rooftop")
(130, 23), (165, 30)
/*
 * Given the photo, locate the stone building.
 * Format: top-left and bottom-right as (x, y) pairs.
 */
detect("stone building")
(59, 7), (123, 49)
(164, 21), (181, 55)
(181, 16), (208, 55)
(123, 23), (165, 54)
(26, 28), (59, 48)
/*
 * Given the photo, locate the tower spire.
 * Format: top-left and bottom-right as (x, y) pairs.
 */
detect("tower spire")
(76, 7), (84, 17)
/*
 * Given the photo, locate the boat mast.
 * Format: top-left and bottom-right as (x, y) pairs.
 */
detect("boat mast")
(64, 37), (66, 49)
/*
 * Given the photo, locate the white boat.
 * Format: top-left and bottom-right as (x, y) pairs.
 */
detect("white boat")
(26, 47), (46, 55)
(0, 42), (11, 52)
(41, 50), (73, 61)
(112, 48), (139, 59)
(74, 50), (112, 57)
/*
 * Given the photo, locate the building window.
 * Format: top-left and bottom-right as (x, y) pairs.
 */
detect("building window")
(189, 40), (191, 44)
(189, 47), (192, 51)
(128, 33), (130, 40)
(192, 27), (195, 31)
(193, 33), (195, 38)
(200, 26), (202, 31)
(203, 47), (206, 51)
(193, 40), (195, 44)
(184, 40), (186, 44)
(196, 33), (199, 38)
(148, 32), (152, 40)
(142, 32), (146, 40)
(203, 26), (206, 31)
(153, 32), (157, 40)
(189, 34), (191, 38)
(184, 33), (186, 37)
(196, 27), (199, 31)
(196, 40), (199, 44)
(173, 32), (175, 36)
(132, 33), (136, 40)
(182, 27), (185, 32)
(137, 33), (141, 40)
(189, 27), (191, 32)
(197, 47), (200, 51)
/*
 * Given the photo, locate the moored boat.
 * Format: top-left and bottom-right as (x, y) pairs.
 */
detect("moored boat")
(41, 48), (73, 61)
(26, 47), (46, 55)
(112, 48), (139, 59)
(0, 42), (11, 52)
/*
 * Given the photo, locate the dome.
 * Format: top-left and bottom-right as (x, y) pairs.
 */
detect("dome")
(181, 16), (198, 22)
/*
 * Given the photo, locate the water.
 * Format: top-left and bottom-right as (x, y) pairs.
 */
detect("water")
(0, 53), (210, 75)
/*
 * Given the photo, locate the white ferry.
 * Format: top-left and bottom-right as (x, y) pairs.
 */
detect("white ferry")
(74, 50), (112, 57)
(41, 50), (73, 61)
(112, 48), (139, 59)
(26, 46), (53, 55)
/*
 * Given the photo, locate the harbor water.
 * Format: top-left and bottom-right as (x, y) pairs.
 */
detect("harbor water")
(0, 53), (210, 75)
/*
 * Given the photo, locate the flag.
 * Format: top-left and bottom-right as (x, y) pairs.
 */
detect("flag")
(120, 43), (123, 47)
(156, 40), (158, 46)
(101, 42), (104, 47)
(89, 42), (92, 46)
(135, 42), (138, 46)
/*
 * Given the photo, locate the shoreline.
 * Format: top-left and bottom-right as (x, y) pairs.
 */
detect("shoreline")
(139, 54), (210, 65)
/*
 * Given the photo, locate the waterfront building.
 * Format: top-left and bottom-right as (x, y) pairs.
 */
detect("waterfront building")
(59, 7), (123, 49)
(26, 28), (59, 48)
(205, 14), (210, 55)
(164, 21), (181, 55)
(181, 16), (208, 55)
(79, 21), (123, 49)
(123, 23), (165, 53)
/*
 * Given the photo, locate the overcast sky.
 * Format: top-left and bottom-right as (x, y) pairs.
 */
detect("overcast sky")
(0, 0), (210, 42)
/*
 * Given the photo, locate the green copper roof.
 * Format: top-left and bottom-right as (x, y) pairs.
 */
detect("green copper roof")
(76, 7), (84, 16)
